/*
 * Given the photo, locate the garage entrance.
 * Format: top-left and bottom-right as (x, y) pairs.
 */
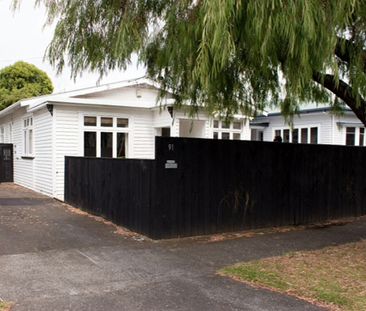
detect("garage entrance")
(0, 144), (13, 182)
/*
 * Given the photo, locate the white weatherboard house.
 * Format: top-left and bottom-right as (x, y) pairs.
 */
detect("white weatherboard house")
(0, 78), (251, 201)
(250, 105), (366, 146)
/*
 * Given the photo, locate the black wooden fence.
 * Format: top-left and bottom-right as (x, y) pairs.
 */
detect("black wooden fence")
(65, 137), (366, 239)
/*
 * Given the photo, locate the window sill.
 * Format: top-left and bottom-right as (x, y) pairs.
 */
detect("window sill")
(21, 156), (35, 160)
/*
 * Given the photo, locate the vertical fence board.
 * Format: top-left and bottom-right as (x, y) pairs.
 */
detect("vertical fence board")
(65, 138), (366, 239)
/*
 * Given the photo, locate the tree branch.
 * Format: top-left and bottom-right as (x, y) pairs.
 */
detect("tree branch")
(335, 37), (366, 72)
(312, 72), (366, 126)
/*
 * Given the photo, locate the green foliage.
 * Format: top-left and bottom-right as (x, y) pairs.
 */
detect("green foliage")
(25, 1), (366, 122)
(0, 61), (53, 110)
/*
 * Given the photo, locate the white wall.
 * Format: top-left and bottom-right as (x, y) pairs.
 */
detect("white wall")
(33, 107), (53, 196)
(75, 86), (169, 109)
(152, 108), (173, 128)
(0, 107), (53, 195)
(53, 104), (155, 200)
(9, 108), (34, 190)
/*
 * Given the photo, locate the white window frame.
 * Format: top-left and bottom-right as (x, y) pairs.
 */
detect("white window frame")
(81, 114), (131, 158)
(273, 125), (321, 144)
(211, 119), (243, 140)
(23, 116), (34, 157)
(345, 126), (365, 146)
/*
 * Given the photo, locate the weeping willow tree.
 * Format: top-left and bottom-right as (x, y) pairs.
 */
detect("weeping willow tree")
(23, 0), (366, 124)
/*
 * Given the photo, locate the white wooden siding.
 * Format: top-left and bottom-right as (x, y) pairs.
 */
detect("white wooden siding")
(75, 87), (167, 109)
(33, 107), (54, 196)
(53, 106), (81, 200)
(132, 110), (155, 159)
(53, 105), (155, 201)
(1, 108), (35, 190)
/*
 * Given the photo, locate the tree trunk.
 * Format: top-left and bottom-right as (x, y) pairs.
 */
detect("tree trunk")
(312, 72), (366, 126)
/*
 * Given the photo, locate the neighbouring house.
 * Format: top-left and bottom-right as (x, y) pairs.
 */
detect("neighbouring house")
(0, 78), (251, 201)
(250, 105), (366, 146)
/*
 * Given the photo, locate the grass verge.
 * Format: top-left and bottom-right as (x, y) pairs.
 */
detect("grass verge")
(220, 240), (366, 311)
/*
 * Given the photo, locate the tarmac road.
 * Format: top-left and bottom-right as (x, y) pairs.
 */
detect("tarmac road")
(1, 184), (365, 310)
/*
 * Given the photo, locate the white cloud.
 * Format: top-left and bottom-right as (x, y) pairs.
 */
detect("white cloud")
(0, 0), (145, 92)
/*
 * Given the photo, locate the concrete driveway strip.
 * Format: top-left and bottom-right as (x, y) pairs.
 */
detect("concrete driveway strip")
(1, 184), (365, 310)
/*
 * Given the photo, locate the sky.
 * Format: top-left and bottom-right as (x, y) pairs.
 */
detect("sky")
(0, 0), (145, 92)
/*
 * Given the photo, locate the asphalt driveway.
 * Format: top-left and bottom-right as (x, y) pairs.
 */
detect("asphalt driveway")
(1, 184), (366, 310)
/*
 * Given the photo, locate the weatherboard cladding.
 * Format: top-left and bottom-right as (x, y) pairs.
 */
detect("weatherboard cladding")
(33, 107), (53, 196)
(53, 105), (156, 201)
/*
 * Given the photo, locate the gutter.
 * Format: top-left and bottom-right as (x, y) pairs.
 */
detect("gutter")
(0, 101), (22, 119)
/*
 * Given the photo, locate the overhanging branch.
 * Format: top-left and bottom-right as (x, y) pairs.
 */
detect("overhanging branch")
(313, 72), (366, 126)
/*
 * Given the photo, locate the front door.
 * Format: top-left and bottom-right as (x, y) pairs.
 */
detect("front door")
(0, 144), (13, 182)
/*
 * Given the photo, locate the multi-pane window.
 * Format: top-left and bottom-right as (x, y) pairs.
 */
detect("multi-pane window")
(211, 119), (243, 140)
(274, 127), (318, 144)
(83, 116), (129, 158)
(23, 116), (33, 156)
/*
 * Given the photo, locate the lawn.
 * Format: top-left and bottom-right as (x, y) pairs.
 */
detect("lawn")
(221, 240), (366, 311)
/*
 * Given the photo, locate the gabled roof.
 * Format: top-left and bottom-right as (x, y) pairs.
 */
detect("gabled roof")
(0, 77), (171, 118)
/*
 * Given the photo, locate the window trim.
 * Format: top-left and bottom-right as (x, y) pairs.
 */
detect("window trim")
(22, 115), (34, 157)
(273, 125), (320, 144)
(81, 114), (131, 158)
(211, 119), (243, 140)
(345, 126), (365, 146)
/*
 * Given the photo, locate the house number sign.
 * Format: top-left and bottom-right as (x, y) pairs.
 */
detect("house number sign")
(165, 160), (178, 169)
